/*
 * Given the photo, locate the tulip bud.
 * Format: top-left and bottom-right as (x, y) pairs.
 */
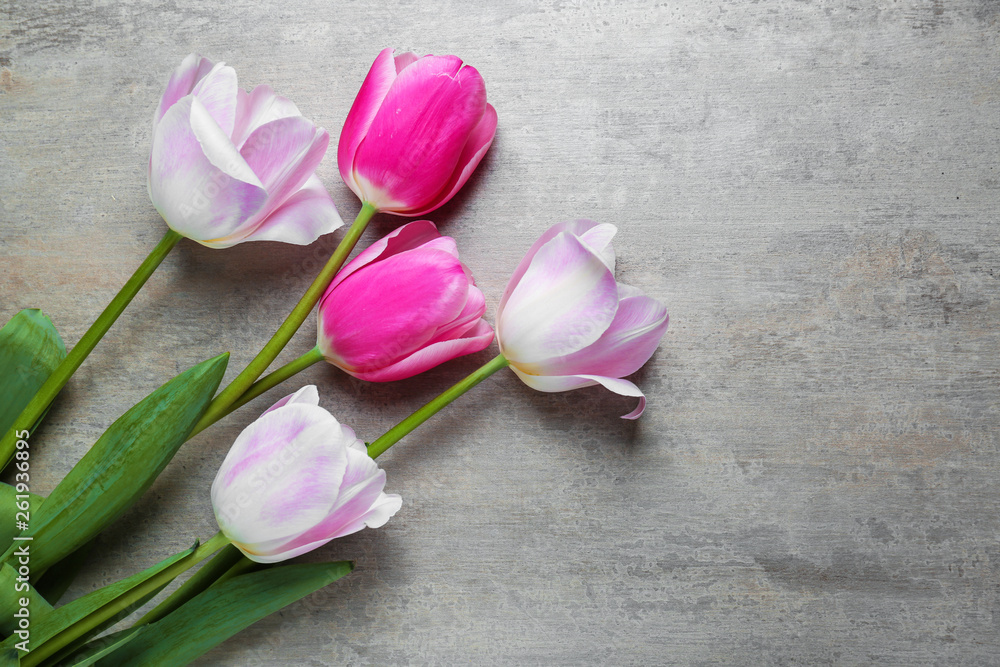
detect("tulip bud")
(211, 386), (401, 563)
(496, 221), (669, 419)
(149, 54), (342, 248)
(317, 221), (494, 382)
(338, 48), (498, 216)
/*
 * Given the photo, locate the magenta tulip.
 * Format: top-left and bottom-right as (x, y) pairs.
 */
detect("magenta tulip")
(212, 386), (401, 563)
(316, 221), (494, 382)
(496, 221), (669, 419)
(338, 48), (498, 216)
(150, 54), (342, 248)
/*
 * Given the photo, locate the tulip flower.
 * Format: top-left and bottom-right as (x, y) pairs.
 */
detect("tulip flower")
(212, 386), (401, 563)
(338, 48), (498, 217)
(150, 53), (342, 248)
(1, 54), (347, 464)
(495, 220), (668, 419)
(317, 220), (494, 381)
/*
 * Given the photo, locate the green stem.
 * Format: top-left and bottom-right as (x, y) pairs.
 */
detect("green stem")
(22, 531), (229, 667)
(367, 354), (509, 459)
(0, 229), (182, 467)
(132, 543), (244, 628)
(193, 203), (377, 433)
(188, 347), (324, 438)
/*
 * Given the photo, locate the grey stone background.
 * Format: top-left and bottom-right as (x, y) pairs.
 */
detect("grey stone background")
(2, 0), (999, 664)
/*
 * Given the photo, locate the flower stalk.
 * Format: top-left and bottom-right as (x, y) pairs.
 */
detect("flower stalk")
(0, 229), (182, 467)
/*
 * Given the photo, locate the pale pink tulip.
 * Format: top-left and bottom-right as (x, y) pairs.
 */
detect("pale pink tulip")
(316, 221), (494, 381)
(338, 48), (498, 216)
(211, 386), (401, 563)
(496, 221), (668, 419)
(150, 54), (342, 248)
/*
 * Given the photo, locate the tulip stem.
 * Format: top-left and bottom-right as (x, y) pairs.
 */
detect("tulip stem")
(367, 353), (509, 459)
(0, 228), (182, 469)
(22, 531), (229, 667)
(189, 347), (325, 437)
(192, 202), (378, 434)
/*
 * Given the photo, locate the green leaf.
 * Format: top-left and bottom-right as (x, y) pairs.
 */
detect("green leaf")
(33, 540), (94, 606)
(0, 484), (44, 554)
(133, 544), (246, 627)
(99, 561), (354, 666)
(0, 647), (19, 666)
(0, 544), (195, 662)
(0, 563), (54, 637)
(0, 309), (67, 444)
(0, 353), (228, 574)
(60, 628), (141, 667)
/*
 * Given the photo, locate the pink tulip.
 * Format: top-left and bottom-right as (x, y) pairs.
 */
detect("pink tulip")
(496, 221), (669, 419)
(149, 54), (342, 248)
(338, 48), (498, 216)
(317, 221), (494, 382)
(212, 386), (401, 563)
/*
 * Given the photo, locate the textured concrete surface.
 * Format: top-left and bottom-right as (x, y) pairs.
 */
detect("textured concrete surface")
(2, 0), (999, 664)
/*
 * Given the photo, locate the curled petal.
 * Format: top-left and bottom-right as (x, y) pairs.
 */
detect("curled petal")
(509, 369), (647, 420)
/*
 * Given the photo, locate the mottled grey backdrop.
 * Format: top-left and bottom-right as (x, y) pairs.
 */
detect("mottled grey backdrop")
(2, 0), (999, 664)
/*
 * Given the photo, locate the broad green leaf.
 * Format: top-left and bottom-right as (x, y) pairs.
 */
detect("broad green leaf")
(0, 563), (54, 637)
(34, 540), (94, 606)
(0, 484), (44, 553)
(134, 544), (245, 627)
(0, 647), (18, 666)
(60, 627), (141, 667)
(99, 561), (354, 666)
(0, 545), (195, 661)
(0, 309), (67, 446)
(1, 353), (228, 573)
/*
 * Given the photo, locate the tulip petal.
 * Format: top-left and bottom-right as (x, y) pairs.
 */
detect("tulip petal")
(394, 51), (420, 73)
(353, 56), (486, 213)
(235, 174), (343, 245)
(508, 368), (647, 419)
(338, 48), (398, 196)
(425, 283), (486, 345)
(261, 385), (320, 416)
(149, 97), (267, 244)
(232, 84), (302, 150)
(497, 220), (610, 316)
(190, 61), (239, 138)
(155, 53), (215, 128)
(498, 231), (619, 364)
(351, 319), (494, 382)
(326, 219), (442, 293)
(212, 404), (348, 548)
(578, 223), (617, 272)
(407, 102), (498, 217)
(319, 249), (470, 374)
(529, 290), (668, 379)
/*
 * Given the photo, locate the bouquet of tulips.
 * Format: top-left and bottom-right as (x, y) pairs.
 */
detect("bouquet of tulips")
(0, 49), (668, 665)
